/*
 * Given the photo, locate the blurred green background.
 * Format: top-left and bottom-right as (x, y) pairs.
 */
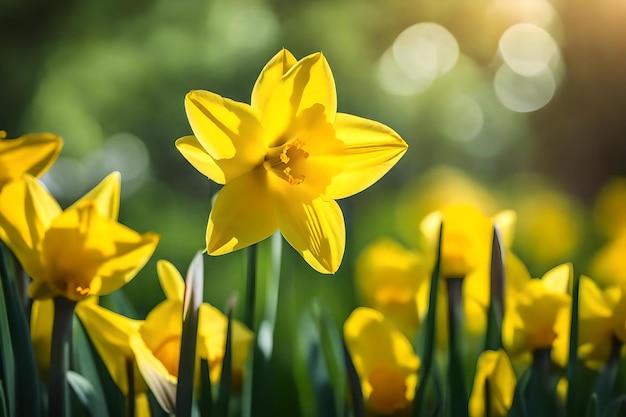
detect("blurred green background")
(2, 0), (626, 402)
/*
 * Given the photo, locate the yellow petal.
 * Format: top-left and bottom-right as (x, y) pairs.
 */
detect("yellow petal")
(275, 192), (345, 274)
(70, 172), (121, 220)
(130, 333), (177, 413)
(206, 168), (277, 255)
(175, 135), (227, 184)
(184, 90), (265, 168)
(542, 263), (572, 294)
(324, 113), (408, 199)
(41, 203), (159, 301)
(493, 210), (516, 249)
(140, 301), (183, 378)
(75, 302), (145, 395)
(262, 52), (337, 144)
(197, 304), (254, 384)
(251, 49), (297, 113)
(469, 349), (516, 417)
(343, 307), (419, 414)
(157, 260), (184, 302)
(30, 299), (54, 380)
(0, 132), (62, 188)
(0, 176), (61, 281)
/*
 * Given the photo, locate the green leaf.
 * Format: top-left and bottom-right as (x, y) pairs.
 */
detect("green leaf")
(414, 223), (443, 417)
(198, 358), (213, 417)
(566, 271), (581, 417)
(176, 251), (204, 417)
(242, 232), (282, 417)
(216, 298), (235, 417)
(586, 393), (598, 417)
(0, 244), (16, 417)
(593, 338), (623, 416)
(77, 319), (125, 417)
(67, 370), (101, 417)
(508, 365), (530, 417)
(314, 302), (346, 417)
(446, 277), (468, 417)
(524, 349), (557, 417)
(71, 318), (109, 417)
(244, 244), (258, 331)
(602, 395), (626, 417)
(0, 380), (8, 417)
(342, 339), (364, 417)
(484, 227), (504, 351)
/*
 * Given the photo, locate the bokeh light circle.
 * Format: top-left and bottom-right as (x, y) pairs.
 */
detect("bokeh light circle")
(494, 63), (556, 112)
(392, 22), (459, 80)
(499, 23), (559, 76)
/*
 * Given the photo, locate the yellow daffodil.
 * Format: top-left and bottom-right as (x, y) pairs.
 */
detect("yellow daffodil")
(0, 130), (62, 190)
(590, 229), (626, 287)
(469, 349), (516, 417)
(355, 238), (428, 336)
(0, 172), (158, 301)
(396, 165), (497, 247)
(572, 276), (614, 369)
(419, 205), (523, 336)
(503, 263), (572, 367)
(76, 259), (254, 413)
(593, 176), (626, 239)
(344, 307), (420, 414)
(499, 174), (583, 272)
(176, 49), (408, 274)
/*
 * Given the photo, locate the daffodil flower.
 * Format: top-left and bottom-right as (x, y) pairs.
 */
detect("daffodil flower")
(355, 238), (428, 336)
(503, 263), (572, 367)
(420, 205), (524, 336)
(0, 130), (62, 190)
(0, 172), (159, 301)
(76, 259), (254, 413)
(176, 49), (408, 273)
(343, 307), (420, 414)
(469, 349), (516, 417)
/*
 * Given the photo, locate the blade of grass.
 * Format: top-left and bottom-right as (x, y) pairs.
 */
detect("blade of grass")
(342, 340), (364, 417)
(216, 297), (236, 417)
(414, 223), (443, 417)
(484, 227), (505, 351)
(176, 251), (204, 417)
(315, 302), (346, 417)
(198, 358), (213, 417)
(0, 244), (16, 417)
(71, 317), (109, 417)
(566, 272), (581, 417)
(446, 276), (468, 417)
(244, 245), (257, 332)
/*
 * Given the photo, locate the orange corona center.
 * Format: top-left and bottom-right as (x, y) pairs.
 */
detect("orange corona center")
(264, 139), (309, 185)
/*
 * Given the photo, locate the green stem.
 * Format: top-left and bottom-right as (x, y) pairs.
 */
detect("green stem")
(48, 296), (76, 417)
(244, 244), (257, 332)
(126, 358), (135, 417)
(446, 276), (468, 417)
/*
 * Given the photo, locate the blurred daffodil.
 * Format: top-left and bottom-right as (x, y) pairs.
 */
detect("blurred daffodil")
(571, 276), (615, 369)
(498, 174), (583, 273)
(0, 173), (159, 301)
(76, 259), (253, 412)
(593, 176), (626, 239)
(469, 349), (516, 417)
(344, 307), (420, 414)
(503, 263), (572, 367)
(355, 238), (428, 336)
(396, 166), (497, 247)
(0, 130), (62, 190)
(420, 205), (522, 337)
(176, 49), (407, 274)
(590, 229), (626, 287)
